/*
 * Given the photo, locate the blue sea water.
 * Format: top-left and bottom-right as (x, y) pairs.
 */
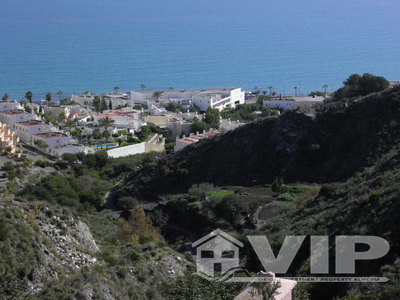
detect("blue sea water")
(0, 0), (399, 100)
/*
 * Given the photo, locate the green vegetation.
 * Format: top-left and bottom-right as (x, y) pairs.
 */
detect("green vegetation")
(221, 103), (277, 122)
(203, 107), (220, 128)
(165, 272), (247, 299)
(25, 91), (33, 103)
(139, 125), (152, 141)
(334, 73), (389, 101)
(1, 93), (9, 101)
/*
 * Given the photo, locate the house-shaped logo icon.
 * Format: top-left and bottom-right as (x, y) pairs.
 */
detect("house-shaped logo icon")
(192, 229), (243, 278)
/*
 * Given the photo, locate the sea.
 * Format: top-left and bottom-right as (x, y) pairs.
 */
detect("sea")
(0, 0), (399, 100)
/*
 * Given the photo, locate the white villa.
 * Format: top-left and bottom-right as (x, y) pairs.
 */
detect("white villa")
(0, 101), (23, 112)
(167, 118), (192, 137)
(14, 120), (51, 144)
(31, 132), (72, 150)
(0, 110), (35, 130)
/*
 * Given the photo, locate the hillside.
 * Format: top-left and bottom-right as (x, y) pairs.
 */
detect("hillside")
(117, 86), (400, 199)
(113, 86), (400, 299)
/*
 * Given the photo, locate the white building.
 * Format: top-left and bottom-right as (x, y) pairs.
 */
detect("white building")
(167, 118), (193, 137)
(0, 110), (35, 130)
(94, 109), (144, 131)
(14, 120), (51, 143)
(71, 94), (95, 107)
(191, 88), (245, 111)
(263, 96), (324, 110)
(32, 132), (72, 150)
(130, 88), (245, 111)
(0, 101), (23, 112)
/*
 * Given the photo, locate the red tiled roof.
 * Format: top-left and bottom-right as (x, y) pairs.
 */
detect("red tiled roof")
(17, 120), (45, 126)
(1, 110), (28, 115)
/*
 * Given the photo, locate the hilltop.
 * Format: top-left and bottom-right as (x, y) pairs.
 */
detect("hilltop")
(116, 86), (400, 199)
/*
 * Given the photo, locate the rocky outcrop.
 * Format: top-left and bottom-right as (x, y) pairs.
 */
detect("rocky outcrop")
(26, 209), (100, 290)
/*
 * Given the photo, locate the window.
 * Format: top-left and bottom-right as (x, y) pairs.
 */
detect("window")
(221, 250), (235, 258)
(201, 250), (214, 258)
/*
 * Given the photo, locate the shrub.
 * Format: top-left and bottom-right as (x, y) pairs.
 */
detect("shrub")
(117, 197), (138, 211)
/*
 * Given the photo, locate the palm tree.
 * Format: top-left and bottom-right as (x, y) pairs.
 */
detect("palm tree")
(57, 90), (63, 101)
(2, 93), (9, 101)
(98, 116), (115, 130)
(102, 129), (111, 144)
(92, 128), (101, 142)
(45, 92), (52, 102)
(152, 91), (163, 99)
(25, 91), (33, 103)
(268, 86), (273, 95)
(322, 84), (329, 97)
(294, 86), (299, 96)
(114, 86), (120, 94)
(140, 84), (146, 91)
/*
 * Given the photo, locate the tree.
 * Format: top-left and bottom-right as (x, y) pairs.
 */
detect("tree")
(93, 96), (101, 112)
(253, 86), (260, 95)
(293, 86), (299, 96)
(152, 91), (163, 99)
(191, 117), (209, 134)
(140, 84), (146, 90)
(108, 99), (112, 110)
(249, 280), (281, 300)
(139, 126), (152, 141)
(322, 84), (329, 97)
(45, 92), (52, 102)
(25, 91), (33, 103)
(100, 97), (108, 111)
(70, 127), (82, 141)
(334, 73), (389, 101)
(308, 91), (324, 97)
(113, 86), (120, 94)
(2, 93), (9, 101)
(165, 102), (180, 112)
(57, 90), (63, 101)
(268, 86), (274, 95)
(92, 128), (101, 141)
(204, 107), (220, 129)
(102, 129), (111, 144)
(98, 116), (115, 130)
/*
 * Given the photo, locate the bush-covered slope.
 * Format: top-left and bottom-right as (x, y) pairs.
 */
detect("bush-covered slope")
(118, 86), (400, 199)
(241, 141), (400, 299)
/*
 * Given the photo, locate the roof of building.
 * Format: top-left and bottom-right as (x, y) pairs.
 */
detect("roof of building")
(34, 132), (69, 139)
(1, 110), (29, 115)
(192, 229), (243, 248)
(176, 130), (220, 144)
(16, 120), (45, 126)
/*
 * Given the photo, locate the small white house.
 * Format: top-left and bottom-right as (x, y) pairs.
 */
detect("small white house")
(32, 132), (71, 150)
(167, 118), (192, 137)
(192, 88), (245, 111)
(0, 110), (34, 130)
(0, 101), (23, 112)
(14, 120), (51, 143)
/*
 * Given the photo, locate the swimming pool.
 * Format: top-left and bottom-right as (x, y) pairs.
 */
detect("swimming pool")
(92, 144), (118, 149)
